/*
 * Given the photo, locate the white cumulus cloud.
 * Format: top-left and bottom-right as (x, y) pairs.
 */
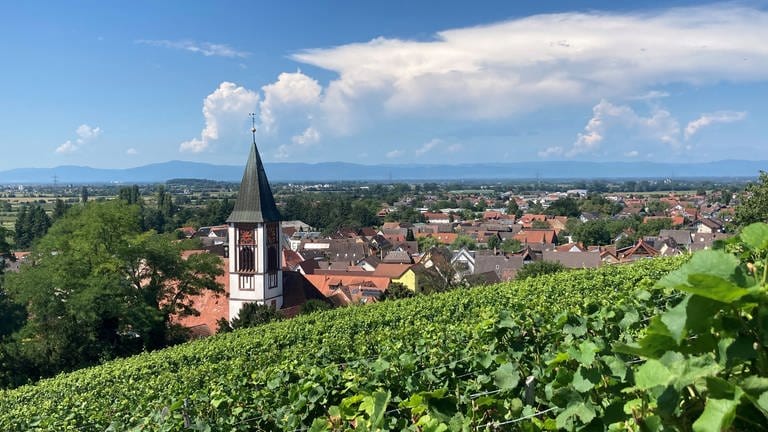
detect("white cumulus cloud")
(55, 124), (102, 154)
(56, 140), (77, 154)
(291, 126), (320, 146)
(180, 82), (259, 153)
(565, 100), (680, 157)
(259, 71), (322, 133)
(287, 4), (768, 123)
(186, 4), (765, 162)
(386, 149), (405, 159)
(415, 138), (443, 156)
(684, 111), (747, 140)
(76, 124), (102, 142)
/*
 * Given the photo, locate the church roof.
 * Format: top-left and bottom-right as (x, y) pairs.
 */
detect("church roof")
(227, 141), (280, 223)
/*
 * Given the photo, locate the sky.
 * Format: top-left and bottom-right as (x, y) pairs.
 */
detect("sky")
(1, 0), (767, 170)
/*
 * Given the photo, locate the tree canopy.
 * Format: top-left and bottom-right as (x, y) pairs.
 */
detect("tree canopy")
(571, 220), (612, 246)
(546, 197), (581, 217)
(2, 200), (223, 383)
(734, 171), (768, 227)
(515, 260), (566, 280)
(0, 227), (10, 259)
(14, 205), (50, 250)
(229, 303), (283, 329)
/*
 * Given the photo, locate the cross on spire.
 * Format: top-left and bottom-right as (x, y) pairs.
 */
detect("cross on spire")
(249, 112), (257, 143)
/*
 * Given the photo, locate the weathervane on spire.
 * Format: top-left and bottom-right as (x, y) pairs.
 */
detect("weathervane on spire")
(248, 112), (257, 143)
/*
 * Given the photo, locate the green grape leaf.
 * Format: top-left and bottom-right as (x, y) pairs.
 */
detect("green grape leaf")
(757, 391), (768, 414)
(740, 223), (768, 250)
(556, 401), (596, 429)
(684, 274), (751, 304)
(660, 297), (688, 344)
(692, 398), (740, 432)
(634, 359), (673, 390)
(360, 391), (390, 428)
(572, 368), (595, 393)
(569, 341), (599, 367)
(656, 249), (740, 291)
(492, 363), (520, 390)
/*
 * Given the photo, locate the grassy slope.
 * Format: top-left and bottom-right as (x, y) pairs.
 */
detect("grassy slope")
(0, 258), (683, 430)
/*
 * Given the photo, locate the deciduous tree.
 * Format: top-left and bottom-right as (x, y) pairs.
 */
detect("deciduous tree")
(734, 171), (768, 227)
(515, 260), (565, 280)
(4, 201), (223, 380)
(229, 303), (282, 329)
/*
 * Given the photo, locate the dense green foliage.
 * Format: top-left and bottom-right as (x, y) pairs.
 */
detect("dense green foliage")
(608, 222), (768, 430)
(515, 260), (566, 280)
(546, 197), (581, 218)
(13, 204), (50, 250)
(0, 258), (684, 430)
(734, 171), (768, 227)
(300, 299), (333, 315)
(571, 220), (612, 246)
(379, 282), (415, 301)
(451, 234), (477, 250)
(0, 226), (10, 259)
(282, 194), (382, 232)
(569, 216), (673, 247)
(0, 201), (224, 387)
(229, 303), (283, 330)
(578, 194), (622, 216)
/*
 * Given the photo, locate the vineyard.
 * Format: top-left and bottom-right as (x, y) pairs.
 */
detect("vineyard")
(1, 224), (767, 431)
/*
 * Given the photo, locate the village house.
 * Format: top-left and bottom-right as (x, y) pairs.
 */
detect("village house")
(373, 263), (419, 292)
(423, 211), (451, 224)
(616, 239), (660, 262)
(542, 250), (602, 269)
(692, 217), (725, 233)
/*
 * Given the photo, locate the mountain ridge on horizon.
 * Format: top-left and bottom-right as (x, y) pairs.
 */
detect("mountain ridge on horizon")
(0, 159), (765, 184)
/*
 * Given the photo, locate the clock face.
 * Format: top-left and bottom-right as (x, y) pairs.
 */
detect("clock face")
(239, 229), (254, 245)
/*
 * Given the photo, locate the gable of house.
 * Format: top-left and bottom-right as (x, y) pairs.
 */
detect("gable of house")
(514, 229), (557, 245)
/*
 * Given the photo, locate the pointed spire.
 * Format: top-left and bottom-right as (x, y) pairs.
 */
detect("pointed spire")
(226, 116), (280, 223)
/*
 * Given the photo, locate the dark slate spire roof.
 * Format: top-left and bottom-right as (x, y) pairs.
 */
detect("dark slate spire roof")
(227, 140), (280, 223)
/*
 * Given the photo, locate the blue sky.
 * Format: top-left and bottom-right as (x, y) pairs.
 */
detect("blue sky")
(1, 0), (767, 170)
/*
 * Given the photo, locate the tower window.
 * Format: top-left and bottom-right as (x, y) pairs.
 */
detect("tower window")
(267, 246), (278, 272)
(238, 246), (255, 272)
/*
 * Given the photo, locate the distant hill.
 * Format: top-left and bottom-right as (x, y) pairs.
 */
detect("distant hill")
(0, 159), (766, 183)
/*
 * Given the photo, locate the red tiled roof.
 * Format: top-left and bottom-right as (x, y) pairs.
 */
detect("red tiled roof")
(175, 255), (229, 334)
(304, 274), (390, 299)
(372, 263), (412, 278)
(384, 234), (406, 244)
(414, 232), (458, 245)
(556, 242), (586, 252)
(282, 249), (304, 270)
(514, 229), (556, 244)
(424, 212), (450, 221)
(483, 210), (504, 220)
(618, 239), (659, 260)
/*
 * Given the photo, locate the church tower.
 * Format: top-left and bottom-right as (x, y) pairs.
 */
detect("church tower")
(227, 118), (282, 319)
